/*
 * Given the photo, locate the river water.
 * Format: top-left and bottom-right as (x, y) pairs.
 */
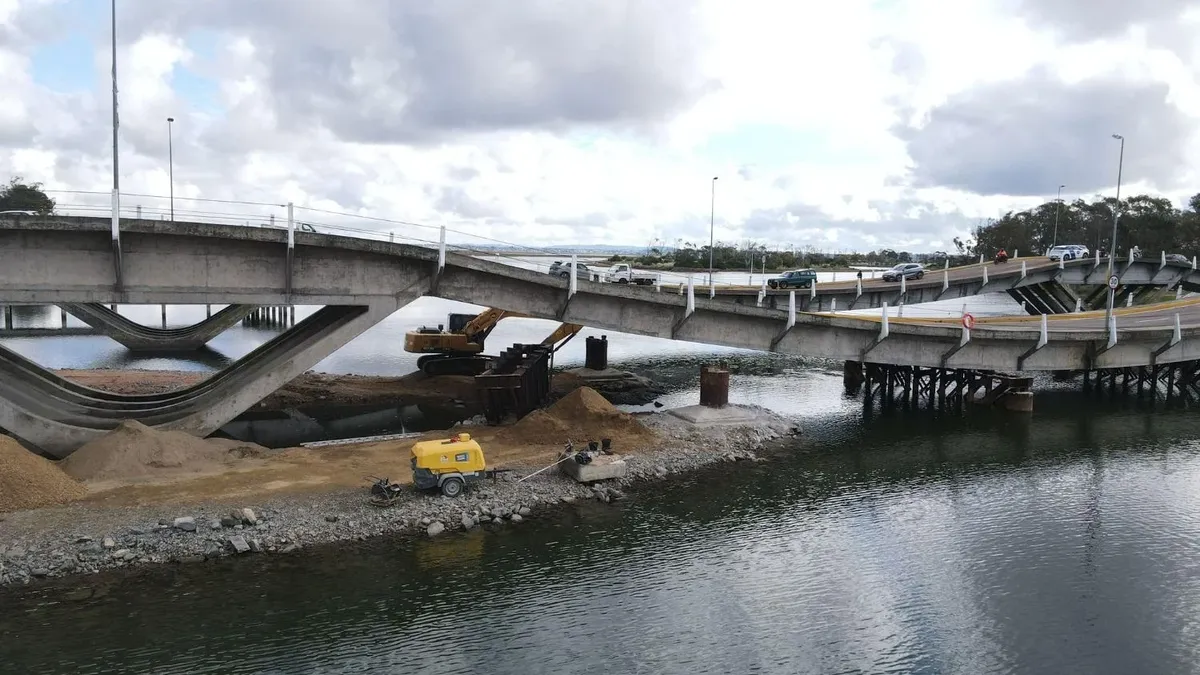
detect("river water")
(5, 291), (1200, 673)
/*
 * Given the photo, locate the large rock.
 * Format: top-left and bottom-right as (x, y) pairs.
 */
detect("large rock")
(426, 522), (446, 537)
(240, 508), (258, 525)
(228, 536), (251, 554)
(173, 517), (197, 532)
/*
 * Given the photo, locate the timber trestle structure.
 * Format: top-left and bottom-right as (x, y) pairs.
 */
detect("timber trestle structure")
(1082, 362), (1200, 403)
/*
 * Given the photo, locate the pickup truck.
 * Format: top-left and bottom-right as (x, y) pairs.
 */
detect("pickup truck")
(604, 264), (660, 285)
(766, 269), (817, 289)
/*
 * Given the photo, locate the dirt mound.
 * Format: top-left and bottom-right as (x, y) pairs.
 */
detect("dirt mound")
(0, 436), (87, 512)
(61, 421), (270, 482)
(496, 386), (656, 450)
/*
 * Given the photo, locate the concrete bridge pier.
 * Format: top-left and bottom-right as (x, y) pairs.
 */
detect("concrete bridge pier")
(843, 360), (865, 393)
(60, 303), (258, 352)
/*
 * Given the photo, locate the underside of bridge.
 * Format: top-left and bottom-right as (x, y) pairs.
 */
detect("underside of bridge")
(1006, 280), (1082, 315)
(0, 299), (405, 458)
(60, 303), (258, 351)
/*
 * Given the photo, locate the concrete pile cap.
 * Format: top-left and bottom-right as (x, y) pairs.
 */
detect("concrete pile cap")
(667, 404), (762, 426)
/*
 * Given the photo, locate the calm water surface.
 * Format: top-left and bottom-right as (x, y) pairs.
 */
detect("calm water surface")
(4, 295), (1200, 674)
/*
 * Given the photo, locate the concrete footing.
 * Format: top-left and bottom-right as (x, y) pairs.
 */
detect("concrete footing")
(667, 404), (763, 426)
(560, 453), (627, 483)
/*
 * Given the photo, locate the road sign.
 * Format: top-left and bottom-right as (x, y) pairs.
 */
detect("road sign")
(1108, 275), (1119, 290)
(962, 313), (976, 330)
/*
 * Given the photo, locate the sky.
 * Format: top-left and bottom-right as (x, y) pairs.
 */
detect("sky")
(1, 0), (1199, 253)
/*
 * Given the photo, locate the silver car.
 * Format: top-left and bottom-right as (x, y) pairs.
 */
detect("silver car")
(548, 261), (593, 280)
(1047, 244), (1088, 261)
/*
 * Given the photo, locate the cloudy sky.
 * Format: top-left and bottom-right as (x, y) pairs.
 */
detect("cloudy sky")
(1, 0), (1198, 252)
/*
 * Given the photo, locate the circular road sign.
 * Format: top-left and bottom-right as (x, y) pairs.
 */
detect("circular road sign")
(962, 313), (976, 330)
(1108, 275), (1119, 290)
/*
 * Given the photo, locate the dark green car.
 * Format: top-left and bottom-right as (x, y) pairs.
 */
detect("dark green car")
(766, 269), (817, 289)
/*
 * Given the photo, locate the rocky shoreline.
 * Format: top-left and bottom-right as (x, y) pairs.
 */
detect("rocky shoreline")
(0, 408), (798, 587)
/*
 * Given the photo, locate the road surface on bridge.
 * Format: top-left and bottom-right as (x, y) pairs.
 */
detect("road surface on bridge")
(829, 297), (1200, 332)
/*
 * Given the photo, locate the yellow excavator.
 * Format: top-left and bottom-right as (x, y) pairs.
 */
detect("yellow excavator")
(404, 308), (582, 376)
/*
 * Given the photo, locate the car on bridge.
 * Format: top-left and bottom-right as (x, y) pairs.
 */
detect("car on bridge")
(548, 260), (597, 281)
(766, 269), (817, 289)
(881, 263), (924, 282)
(1047, 244), (1089, 261)
(1166, 253), (1191, 265)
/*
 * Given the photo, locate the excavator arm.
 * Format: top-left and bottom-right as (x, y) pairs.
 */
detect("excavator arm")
(461, 308), (527, 344)
(542, 322), (583, 352)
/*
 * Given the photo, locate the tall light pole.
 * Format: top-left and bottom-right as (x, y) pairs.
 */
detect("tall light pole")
(1104, 134), (1125, 328)
(1052, 184), (1065, 248)
(708, 176), (718, 285)
(110, 0), (120, 231)
(167, 117), (175, 221)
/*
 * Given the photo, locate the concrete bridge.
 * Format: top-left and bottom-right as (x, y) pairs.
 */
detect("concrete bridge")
(3, 216), (1200, 456)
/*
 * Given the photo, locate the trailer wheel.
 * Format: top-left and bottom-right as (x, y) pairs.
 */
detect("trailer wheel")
(440, 477), (465, 498)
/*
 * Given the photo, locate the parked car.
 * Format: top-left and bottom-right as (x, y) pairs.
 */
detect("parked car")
(1047, 244), (1089, 261)
(766, 269), (817, 289)
(548, 260), (594, 280)
(604, 263), (660, 285)
(1165, 253), (1191, 265)
(881, 263), (924, 282)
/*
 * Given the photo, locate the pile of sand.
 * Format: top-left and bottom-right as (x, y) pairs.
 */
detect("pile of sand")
(496, 387), (656, 449)
(0, 436), (87, 512)
(60, 420), (270, 483)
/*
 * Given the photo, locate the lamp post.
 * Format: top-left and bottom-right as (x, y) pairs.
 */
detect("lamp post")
(1104, 134), (1125, 328)
(110, 0), (119, 230)
(167, 117), (175, 222)
(1052, 184), (1064, 247)
(709, 176), (717, 286)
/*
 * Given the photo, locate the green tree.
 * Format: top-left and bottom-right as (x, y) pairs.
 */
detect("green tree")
(0, 177), (55, 215)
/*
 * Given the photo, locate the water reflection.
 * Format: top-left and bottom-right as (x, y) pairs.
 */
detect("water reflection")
(5, 388), (1200, 674)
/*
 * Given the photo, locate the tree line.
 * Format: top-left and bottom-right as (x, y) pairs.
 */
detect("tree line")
(0, 178), (55, 214)
(962, 192), (1200, 258)
(616, 243), (964, 272)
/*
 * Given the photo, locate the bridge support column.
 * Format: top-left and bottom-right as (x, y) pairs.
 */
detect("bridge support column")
(861, 363), (1033, 413)
(699, 364), (729, 408)
(61, 303), (258, 352)
(843, 360), (864, 393)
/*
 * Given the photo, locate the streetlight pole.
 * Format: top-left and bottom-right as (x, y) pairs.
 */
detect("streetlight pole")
(708, 176), (717, 286)
(1052, 184), (1064, 247)
(110, 0), (119, 229)
(1104, 134), (1125, 328)
(167, 117), (175, 222)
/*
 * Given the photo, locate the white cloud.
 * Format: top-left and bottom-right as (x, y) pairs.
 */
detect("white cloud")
(1, 0), (1199, 254)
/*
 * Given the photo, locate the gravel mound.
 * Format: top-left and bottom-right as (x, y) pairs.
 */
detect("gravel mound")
(497, 387), (657, 448)
(61, 421), (269, 482)
(0, 436), (87, 513)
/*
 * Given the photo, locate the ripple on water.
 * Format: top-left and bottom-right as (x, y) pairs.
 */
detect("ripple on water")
(10, 385), (1200, 673)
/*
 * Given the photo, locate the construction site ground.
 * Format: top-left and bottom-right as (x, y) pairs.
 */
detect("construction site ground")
(6, 386), (660, 511)
(56, 368), (663, 418)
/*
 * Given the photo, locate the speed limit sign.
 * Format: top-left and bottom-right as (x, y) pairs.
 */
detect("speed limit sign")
(1108, 275), (1119, 290)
